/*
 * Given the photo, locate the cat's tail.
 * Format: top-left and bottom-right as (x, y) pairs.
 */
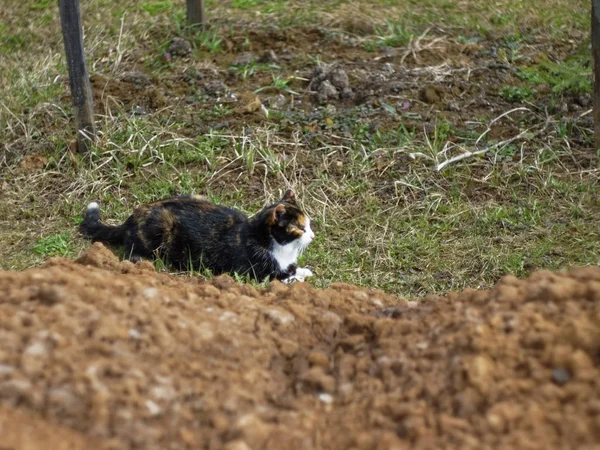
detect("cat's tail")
(79, 202), (126, 245)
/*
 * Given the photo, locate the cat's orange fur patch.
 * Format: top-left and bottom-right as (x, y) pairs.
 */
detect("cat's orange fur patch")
(133, 206), (151, 230)
(160, 209), (177, 244)
(288, 227), (304, 237)
(197, 202), (217, 211)
(147, 199), (168, 208)
(297, 214), (307, 228)
(137, 228), (151, 249)
(134, 204), (150, 215)
(268, 204), (286, 225)
(160, 209), (176, 228)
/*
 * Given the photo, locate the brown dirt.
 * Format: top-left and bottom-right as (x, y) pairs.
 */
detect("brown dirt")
(1, 243), (599, 449)
(70, 25), (593, 185)
(17, 153), (48, 174)
(84, 26), (577, 138)
(89, 74), (168, 113)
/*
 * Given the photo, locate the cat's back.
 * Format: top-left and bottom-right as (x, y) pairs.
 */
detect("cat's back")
(142, 195), (246, 224)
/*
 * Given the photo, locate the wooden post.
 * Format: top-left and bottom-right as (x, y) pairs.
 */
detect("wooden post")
(59, 0), (96, 153)
(593, 0), (600, 150)
(187, 0), (205, 27)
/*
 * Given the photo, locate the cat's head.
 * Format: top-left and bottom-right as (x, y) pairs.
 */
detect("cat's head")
(264, 190), (315, 250)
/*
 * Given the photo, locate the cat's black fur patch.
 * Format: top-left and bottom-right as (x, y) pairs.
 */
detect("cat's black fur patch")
(79, 191), (312, 281)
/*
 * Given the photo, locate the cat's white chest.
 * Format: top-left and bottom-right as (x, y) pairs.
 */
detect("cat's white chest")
(271, 242), (300, 271)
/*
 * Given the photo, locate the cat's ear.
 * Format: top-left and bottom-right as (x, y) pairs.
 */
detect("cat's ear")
(281, 189), (296, 204)
(270, 204), (286, 224)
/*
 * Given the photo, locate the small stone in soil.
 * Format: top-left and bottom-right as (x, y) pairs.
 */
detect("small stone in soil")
(552, 367), (571, 385)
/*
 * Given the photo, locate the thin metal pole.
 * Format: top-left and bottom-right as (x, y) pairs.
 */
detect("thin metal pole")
(593, 0), (600, 150)
(58, 0), (96, 153)
(187, 0), (205, 28)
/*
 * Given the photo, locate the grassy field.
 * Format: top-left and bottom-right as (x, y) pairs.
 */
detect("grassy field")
(0, 0), (597, 297)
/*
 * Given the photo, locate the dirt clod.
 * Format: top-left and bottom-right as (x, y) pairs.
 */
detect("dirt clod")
(1, 244), (600, 449)
(235, 91), (264, 115)
(307, 351), (330, 370)
(18, 153), (48, 174)
(203, 80), (229, 97)
(420, 84), (445, 104)
(309, 64), (354, 103)
(21, 341), (50, 375)
(89, 74), (168, 111)
(120, 71), (151, 88)
(317, 80), (339, 102)
(167, 37), (192, 57)
(328, 65), (350, 91)
(232, 52), (257, 66)
(145, 86), (168, 109)
(268, 93), (287, 109)
(258, 49), (278, 63)
(573, 93), (592, 108)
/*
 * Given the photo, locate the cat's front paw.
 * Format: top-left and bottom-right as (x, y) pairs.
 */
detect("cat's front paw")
(282, 267), (314, 285)
(295, 267), (314, 280)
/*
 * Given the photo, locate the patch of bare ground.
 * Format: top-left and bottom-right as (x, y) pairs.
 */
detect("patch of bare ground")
(0, 244), (599, 449)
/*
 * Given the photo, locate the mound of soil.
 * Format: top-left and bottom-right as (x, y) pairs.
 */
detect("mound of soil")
(1, 244), (599, 449)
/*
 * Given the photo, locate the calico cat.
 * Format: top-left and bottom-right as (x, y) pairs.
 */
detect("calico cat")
(79, 190), (315, 283)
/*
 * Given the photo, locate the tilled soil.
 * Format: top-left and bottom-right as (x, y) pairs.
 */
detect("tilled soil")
(84, 27), (590, 142)
(0, 243), (599, 449)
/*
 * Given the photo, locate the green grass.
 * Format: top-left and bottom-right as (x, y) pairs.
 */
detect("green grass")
(0, 0), (597, 298)
(140, 0), (174, 16)
(194, 30), (223, 53)
(361, 21), (414, 51)
(500, 85), (535, 102)
(0, 27), (27, 52)
(33, 232), (76, 258)
(519, 54), (592, 96)
(374, 21), (414, 47)
(231, 0), (289, 13)
(304, 169), (600, 295)
(229, 61), (281, 81)
(255, 74), (300, 95)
